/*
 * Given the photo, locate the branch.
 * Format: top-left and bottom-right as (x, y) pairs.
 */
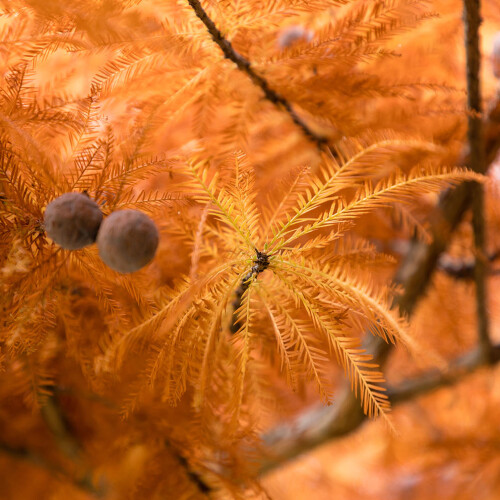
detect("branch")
(259, 341), (500, 475)
(165, 441), (213, 497)
(186, 0), (328, 149)
(257, 94), (500, 475)
(463, 0), (493, 359)
(41, 395), (105, 496)
(230, 250), (270, 334)
(47, 389), (212, 497)
(0, 441), (102, 496)
(387, 343), (500, 404)
(41, 396), (82, 460)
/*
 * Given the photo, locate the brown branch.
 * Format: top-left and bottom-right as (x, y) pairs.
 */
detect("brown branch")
(40, 394), (106, 496)
(0, 441), (102, 496)
(259, 341), (500, 475)
(257, 94), (500, 475)
(41, 396), (82, 460)
(463, 0), (493, 359)
(165, 440), (213, 497)
(186, 0), (328, 149)
(230, 250), (270, 334)
(387, 343), (500, 404)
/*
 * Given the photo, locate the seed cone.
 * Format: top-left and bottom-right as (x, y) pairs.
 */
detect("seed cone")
(97, 209), (159, 273)
(44, 192), (103, 250)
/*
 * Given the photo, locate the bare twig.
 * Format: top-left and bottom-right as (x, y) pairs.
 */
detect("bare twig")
(41, 396), (81, 460)
(387, 343), (500, 404)
(463, 0), (493, 359)
(186, 0), (328, 149)
(230, 250), (270, 334)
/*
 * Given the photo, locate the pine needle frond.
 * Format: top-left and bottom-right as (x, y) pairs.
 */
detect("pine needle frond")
(257, 281), (331, 398)
(272, 267), (390, 418)
(107, 258), (246, 370)
(157, 269), (243, 406)
(267, 135), (442, 248)
(390, 202), (432, 242)
(275, 257), (411, 348)
(274, 166), (483, 251)
(229, 284), (254, 430)
(288, 235), (396, 266)
(223, 151), (262, 246)
(97, 155), (172, 192)
(260, 164), (310, 240)
(187, 155), (258, 251)
(112, 190), (190, 212)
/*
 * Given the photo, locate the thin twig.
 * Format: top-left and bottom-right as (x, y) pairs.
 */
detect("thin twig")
(186, 0), (328, 149)
(230, 250), (270, 333)
(41, 396), (81, 460)
(165, 440), (213, 497)
(463, 0), (493, 360)
(41, 395), (105, 496)
(387, 343), (500, 404)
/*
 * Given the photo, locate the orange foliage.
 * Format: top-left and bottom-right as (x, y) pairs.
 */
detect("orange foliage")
(1, 0), (500, 498)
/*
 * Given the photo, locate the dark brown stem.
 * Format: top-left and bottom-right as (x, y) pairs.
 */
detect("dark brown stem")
(165, 441), (213, 497)
(41, 396), (81, 460)
(186, 0), (328, 149)
(230, 250), (270, 334)
(437, 250), (500, 280)
(388, 343), (500, 404)
(463, 0), (493, 360)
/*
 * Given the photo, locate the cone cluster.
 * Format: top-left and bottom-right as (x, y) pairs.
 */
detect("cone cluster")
(44, 192), (159, 273)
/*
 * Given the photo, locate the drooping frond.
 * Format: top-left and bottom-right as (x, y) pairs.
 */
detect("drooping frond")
(106, 258), (246, 370)
(156, 268), (244, 406)
(229, 283), (255, 430)
(112, 190), (190, 212)
(275, 257), (412, 349)
(257, 279), (332, 398)
(260, 164), (310, 239)
(272, 267), (390, 418)
(224, 151), (262, 247)
(390, 201), (432, 242)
